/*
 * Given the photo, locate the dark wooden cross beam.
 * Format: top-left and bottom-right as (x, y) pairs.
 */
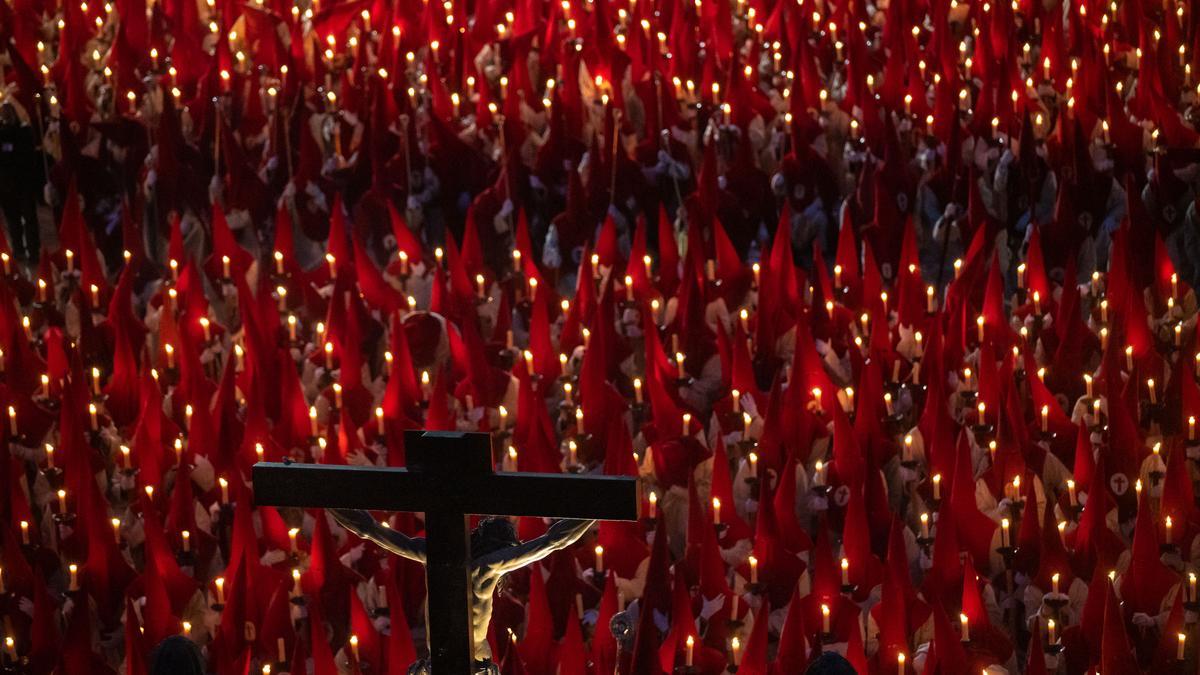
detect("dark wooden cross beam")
(252, 431), (639, 674)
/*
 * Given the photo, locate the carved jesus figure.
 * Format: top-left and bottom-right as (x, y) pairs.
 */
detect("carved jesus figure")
(331, 509), (594, 672)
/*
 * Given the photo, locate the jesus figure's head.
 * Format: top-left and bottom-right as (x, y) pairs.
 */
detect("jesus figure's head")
(471, 517), (519, 557)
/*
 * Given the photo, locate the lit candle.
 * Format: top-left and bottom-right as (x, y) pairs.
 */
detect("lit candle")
(57, 489), (67, 514)
(1040, 405), (1049, 432)
(749, 554), (759, 583)
(932, 474), (941, 500)
(111, 518), (121, 543)
(594, 545), (604, 573)
(977, 315), (985, 342)
(685, 635), (695, 667)
(349, 635), (360, 661)
(376, 407), (385, 435)
(633, 378), (643, 404)
(1125, 345), (1133, 371)
(676, 352), (686, 380)
(1178, 633), (1186, 661)
(1000, 518), (1010, 547)
(69, 563), (78, 590)
(648, 491), (657, 519)
(309, 406), (319, 437)
(181, 529), (191, 552)
(1084, 373), (1093, 399)
(920, 513), (930, 538)
(926, 285), (936, 313)
(960, 613), (970, 641)
(1166, 516), (1174, 544)
(840, 557), (849, 586)
(712, 497), (722, 525)
(1067, 479), (1077, 506)
(1047, 618), (1057, 644)
(897, 652), (906, 672)
(1148, 378), (1157, 404)
(19, 520), (29, 544)
(821, 603), (831, 633)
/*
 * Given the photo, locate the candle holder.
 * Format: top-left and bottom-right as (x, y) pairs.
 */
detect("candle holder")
(884, 413), (908, 435)
(0, 653), (28, 675)
(176, 549), (196, 569)
(631, 402), (648, 428)
(996, 545), (1018, 564)
(916, 534), (935, 549)
(901, 382), (926, 401)
(1043, 641), (1064, 656)
(1183, 598), (1200, 614)
(1063, 503), (1083, 522)
(811, 484), (832, 499)
(642, 515), (658, 534)
(1161, 543), (1180, 556)
(744, 475), (760, 502)
(497, 348), (518, 372)
(819, 631), (838, 645)
(1142, 401), (1166, 427)
(840, 583), (857, 596)
(372, 604), (389, 619)
(1035, 430), (1057, 445)
(1043, 595), (1068, 612)
(41, 466), (64, 491)
(971, 422), (994, 440)
(53, 512), (76, 528)
(33, 393), (60, 413)
(744, 581), (764, 596)
(592, 569), (607, 589)
(675, 375), (694, 388)
(714, 523), (729, 537)
(898, 458), (921, 472)
(86, 428), (106, 449)
(959, 390), (978, 407)
(673, 666), (698, 674)
(1150, 469), (1166, 487)
(316, 368), (337, 392)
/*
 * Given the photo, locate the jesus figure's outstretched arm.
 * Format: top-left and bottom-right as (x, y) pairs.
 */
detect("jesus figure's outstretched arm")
(479, 519), (595, 575)
(331, 509), (427, 564)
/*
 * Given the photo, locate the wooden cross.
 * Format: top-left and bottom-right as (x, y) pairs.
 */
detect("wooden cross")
(252, 431), (640, 674)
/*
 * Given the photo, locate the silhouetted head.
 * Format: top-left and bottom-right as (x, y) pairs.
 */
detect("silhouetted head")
(149, 635), (205, 675)
(470, 517), (519, 557)
(804, 651), (856, 675)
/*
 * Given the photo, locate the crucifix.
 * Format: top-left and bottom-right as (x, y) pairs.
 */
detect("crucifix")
(252, 431), (640, 674)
